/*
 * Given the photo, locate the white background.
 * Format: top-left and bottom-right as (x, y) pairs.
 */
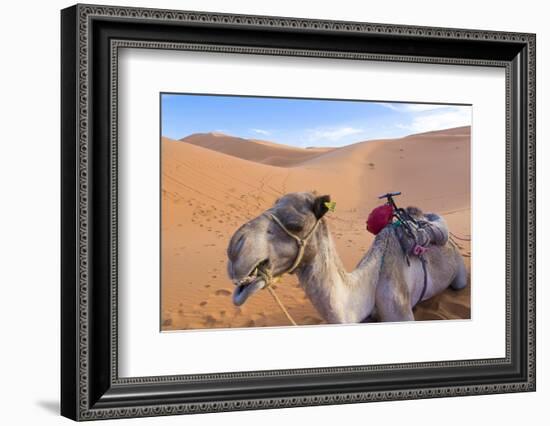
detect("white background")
(0, 0), (546, 425)
(119, 49), (505, 377)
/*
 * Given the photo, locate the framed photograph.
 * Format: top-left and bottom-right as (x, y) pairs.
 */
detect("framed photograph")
(61, 4), (536, 421)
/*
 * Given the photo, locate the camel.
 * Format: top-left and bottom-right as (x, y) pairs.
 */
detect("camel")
(226, 192), (467, 323)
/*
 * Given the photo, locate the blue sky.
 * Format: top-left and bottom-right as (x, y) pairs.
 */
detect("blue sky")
(161, 94), (471, 148)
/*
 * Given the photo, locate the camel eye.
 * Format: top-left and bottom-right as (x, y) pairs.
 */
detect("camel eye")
(284, 222), (304, 233)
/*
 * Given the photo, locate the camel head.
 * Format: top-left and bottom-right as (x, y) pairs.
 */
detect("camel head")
(226, 192), (331, 306)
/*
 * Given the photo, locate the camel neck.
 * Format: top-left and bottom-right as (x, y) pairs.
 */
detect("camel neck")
(294, 220), (382, 323)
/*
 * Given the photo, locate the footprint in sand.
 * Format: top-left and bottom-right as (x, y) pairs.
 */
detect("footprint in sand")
(204, 315), (217, 327)
(215, 289), (231, 296)
(199, 301), (208, 307)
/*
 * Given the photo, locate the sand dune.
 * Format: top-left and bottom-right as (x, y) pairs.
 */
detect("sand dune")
(162, 126), (471, 330)
(180, 132), (333, 167)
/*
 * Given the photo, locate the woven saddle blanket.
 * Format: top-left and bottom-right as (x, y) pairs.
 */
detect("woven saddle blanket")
(393, 206), (449, 256)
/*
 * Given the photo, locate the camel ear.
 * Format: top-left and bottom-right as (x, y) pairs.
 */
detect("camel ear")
(312, 195), (331, 219)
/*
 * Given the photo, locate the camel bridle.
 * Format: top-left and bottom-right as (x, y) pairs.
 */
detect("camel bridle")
(258, 212), (321, 327)
(264, 212), (321, 277)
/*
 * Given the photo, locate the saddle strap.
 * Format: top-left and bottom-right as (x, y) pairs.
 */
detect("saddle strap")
(416, 256), (428, 305)
(393, 225), (428, 305)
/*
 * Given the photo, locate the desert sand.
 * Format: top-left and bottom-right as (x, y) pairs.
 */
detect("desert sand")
(161, 126), (471, 330)
(179, 132), (333, 167)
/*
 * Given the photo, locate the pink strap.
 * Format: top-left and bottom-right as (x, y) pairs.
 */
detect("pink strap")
(413, 244), (428, 256)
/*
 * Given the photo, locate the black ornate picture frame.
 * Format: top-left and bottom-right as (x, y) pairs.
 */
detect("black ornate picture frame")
(61, 4), (536, 421)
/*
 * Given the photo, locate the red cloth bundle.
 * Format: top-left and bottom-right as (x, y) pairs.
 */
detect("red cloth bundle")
(366, 204), (394, 235)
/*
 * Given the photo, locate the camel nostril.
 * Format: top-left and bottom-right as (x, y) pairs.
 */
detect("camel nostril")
(237, 233), (245, 247)
(235, 234), (245, 254)
(229, 233), (246, 261)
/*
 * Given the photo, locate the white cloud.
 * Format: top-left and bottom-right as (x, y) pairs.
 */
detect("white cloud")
(251, 128), (271, 136)
(307, 126), (364, 142)
(398, 107), (471, 134)
(376, 102), (458, 113)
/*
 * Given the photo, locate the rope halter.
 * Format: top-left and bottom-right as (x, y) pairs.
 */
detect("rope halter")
(264, 212), (321, 277)
(259, 212), (322, 327)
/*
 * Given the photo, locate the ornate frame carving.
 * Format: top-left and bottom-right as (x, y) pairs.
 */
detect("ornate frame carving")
(61, 4), (535, 420)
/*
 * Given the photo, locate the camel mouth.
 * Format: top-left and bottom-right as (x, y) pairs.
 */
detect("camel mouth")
(232, 260), (269, 306)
